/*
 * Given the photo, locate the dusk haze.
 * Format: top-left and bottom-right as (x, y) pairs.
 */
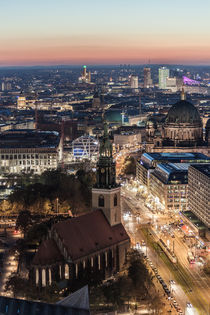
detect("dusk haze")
(1, 0), (210, 65)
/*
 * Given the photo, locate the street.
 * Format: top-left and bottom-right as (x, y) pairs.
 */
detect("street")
(121, 184), (210, 315)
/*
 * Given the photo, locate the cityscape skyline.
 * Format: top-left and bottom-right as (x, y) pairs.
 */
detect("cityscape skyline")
(1, 0), (210, 66)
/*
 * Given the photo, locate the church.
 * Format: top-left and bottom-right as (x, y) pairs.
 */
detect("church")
(31, 123), (130, 288)
(145, 89), (210, 155)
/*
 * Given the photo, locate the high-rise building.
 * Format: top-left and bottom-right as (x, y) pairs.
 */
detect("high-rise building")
(17, 94), (26, 109)
(159, 67), (169, 89)
(79, 65), (91, 83)
(1, 82), (5, 91)
(143, 68), (153, 88)
(188, 164), (210, 228)
(82, 65), (87, 78)
(130, 75), (138, 91)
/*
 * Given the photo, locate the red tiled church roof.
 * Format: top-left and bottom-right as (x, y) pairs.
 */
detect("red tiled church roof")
(33, 239), (63, 266)
(52, 210), (129, 261)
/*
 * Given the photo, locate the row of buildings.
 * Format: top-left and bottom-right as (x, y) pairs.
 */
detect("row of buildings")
(136, 152), (210, 235)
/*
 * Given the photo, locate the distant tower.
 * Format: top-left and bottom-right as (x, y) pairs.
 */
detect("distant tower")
(17, 92), (26, 109)
(121, 110), (125, 125)
(130, 75), (138, 92)
(92, 88), (101, 108)
(158, 67), (169, 89)
(92, 123), (121, 226)
(88, 71), (91, 83)
(82, 65), (87, 78)
(143, 68), (153, 88)
(139, 92), (142, 115)
(1, 82), (5, 91)
(181, 86), (186, 100)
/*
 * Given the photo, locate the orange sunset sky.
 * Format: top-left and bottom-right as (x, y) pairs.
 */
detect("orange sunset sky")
(0, 0), (210, 66)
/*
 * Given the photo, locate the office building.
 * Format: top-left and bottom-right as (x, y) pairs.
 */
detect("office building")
(0, 130), (61, 174)
(17, 95), (26, 109)
(188, 164), (210, 228)
(158, 67), (169, 89)
(136, 152), (210, 187)
(149, 163), (189, 212)
(143, 67), (153, 88)
(130, 75), (138, 90)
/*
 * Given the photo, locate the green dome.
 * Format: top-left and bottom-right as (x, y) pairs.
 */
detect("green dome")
(166, 100), (201, 125)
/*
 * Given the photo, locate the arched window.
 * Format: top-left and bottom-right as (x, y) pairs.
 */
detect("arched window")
(65, 264), (69, 279)
(42, 269), (46, 287)
(98, 195), (104, 207)
(114, 194), (117, 206)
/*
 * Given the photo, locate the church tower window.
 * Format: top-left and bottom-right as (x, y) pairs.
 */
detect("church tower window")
(98, 195), (104, 207)
(114, 194), (117, 206)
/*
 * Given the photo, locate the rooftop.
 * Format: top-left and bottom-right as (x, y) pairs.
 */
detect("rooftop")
(152, 162), (189, 184)
(140, 152), (210, 168)
(52, 209), (129, 261)
(0, 130), (60, 149)
(0, 295), (90, 315)
(190, 164), (210, 178)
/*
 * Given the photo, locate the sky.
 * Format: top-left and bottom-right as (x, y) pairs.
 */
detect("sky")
(0, 0), (210, 66)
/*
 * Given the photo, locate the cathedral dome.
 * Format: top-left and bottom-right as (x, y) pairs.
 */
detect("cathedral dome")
(206, 118), (210, 129)
(165, 100), (201, 125)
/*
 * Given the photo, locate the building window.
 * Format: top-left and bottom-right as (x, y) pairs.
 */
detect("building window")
(65, 264), (69, 279)
(42, 269), (46, 287)
(98, 195), (104, 207)
(114, 194), (117, 206)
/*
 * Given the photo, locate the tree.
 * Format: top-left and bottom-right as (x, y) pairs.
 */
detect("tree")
(16, 210), (32, 237)
(5, 273), (28, 298)
(121, 156), (136, 176)
(26, 223), (48, 244)
(127, 249), (152, 299)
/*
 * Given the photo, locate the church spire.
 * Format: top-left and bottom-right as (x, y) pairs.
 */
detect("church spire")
(99, 121), (112, 158)
(95, 122), (117, 189)
(181, 86), (186, 100)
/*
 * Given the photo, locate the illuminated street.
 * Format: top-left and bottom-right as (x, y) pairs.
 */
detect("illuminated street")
(0, 227), (21, 296)
(121, 183), (210, 315)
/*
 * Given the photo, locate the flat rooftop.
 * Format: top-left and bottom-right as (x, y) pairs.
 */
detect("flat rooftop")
(140, 152), (210, 169)
(190, 164), (210, 178)
(0, 130), (60, 149)
(152, 162), (189, 184)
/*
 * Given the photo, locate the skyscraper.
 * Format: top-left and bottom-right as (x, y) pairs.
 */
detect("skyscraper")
(143, 67), (153, 88)
(158, 67), (169, 89)
(130, 75), (138, 91)
(79, 65), (91, 83)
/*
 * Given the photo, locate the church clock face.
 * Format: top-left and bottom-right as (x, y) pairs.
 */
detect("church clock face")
(101, 168), (105, 173)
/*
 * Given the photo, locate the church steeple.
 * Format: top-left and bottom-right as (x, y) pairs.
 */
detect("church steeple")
(181, 86), (186, 100)
(95, 122), (117, 189)
(92, 121), (121, 226)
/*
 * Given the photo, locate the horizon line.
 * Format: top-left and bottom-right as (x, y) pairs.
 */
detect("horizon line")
(0, 63), (210, 69)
